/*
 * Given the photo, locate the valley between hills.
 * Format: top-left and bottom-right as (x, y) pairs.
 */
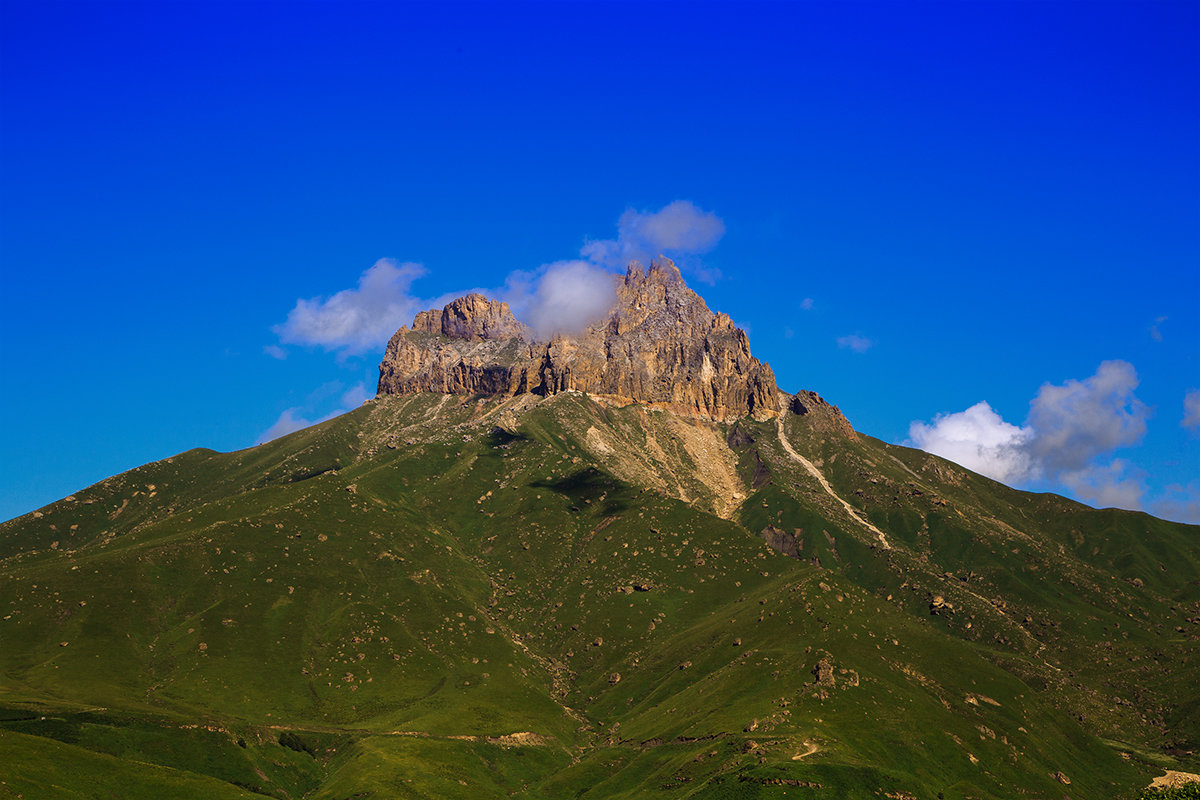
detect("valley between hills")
(2, 262), (1197, 799)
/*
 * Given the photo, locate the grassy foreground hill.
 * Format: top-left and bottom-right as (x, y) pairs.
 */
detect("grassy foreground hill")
(1, 389), (1197, 799)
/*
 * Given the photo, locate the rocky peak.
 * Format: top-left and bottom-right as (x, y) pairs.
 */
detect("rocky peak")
(409, 294), (530, 341)
(377, 258), (781, 421)
(790, 390), (858, 438)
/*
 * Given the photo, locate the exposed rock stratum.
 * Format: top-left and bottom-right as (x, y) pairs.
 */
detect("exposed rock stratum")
(378, 258), (783, 421)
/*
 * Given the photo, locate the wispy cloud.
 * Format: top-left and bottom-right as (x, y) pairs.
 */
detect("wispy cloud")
(1149, 315), (1168, 342)
(258, 382), (370, 443)
(270, 201), (726, 355)
(907, 360), (1155, 513)
(580, 200), (725, 279)
(1151, 483), (1200, 523)
(273, 259), (429, 355)
(259, 408), (317, 442)
(260, 202), (738, 440)
(340, 382), (371, 409)
(837, 334), (873, 353)
(800, 297), (814, 311)
(1059, 459), (1145, 511)
(1184, 389), (1200, 431)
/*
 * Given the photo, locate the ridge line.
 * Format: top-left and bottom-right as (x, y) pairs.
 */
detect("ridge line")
(775, 405), (891, 551)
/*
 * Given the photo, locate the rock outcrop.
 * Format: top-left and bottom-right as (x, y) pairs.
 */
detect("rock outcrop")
(789, 390), (858, 438)
(377, 258), (780, 421)
(423, 294), (531, 341)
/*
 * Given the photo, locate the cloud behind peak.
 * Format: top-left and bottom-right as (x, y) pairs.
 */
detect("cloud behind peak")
(581, 200), (725, 270)
(273, 259), (427, 355)
(907, 360), (1153, 513)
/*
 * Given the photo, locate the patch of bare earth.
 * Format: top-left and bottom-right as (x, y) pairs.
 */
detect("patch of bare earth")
(488, 731), (549, 747)
(791, 740), (819, 760)
(1150, 770), (1200, 790)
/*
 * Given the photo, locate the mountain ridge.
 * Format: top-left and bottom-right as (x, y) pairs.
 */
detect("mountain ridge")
(378, 258), (780, 423)
(1, 265), (1198, 799)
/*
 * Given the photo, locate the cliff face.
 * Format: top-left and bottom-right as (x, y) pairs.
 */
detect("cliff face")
(377, 259), (780, 421)
(411, 293), (532, 341)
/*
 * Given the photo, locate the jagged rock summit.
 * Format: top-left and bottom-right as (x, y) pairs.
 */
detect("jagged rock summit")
(377, 258), (781, 421)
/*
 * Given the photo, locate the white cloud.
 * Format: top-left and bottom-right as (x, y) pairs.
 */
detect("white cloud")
(259, 408), (318, 442)
(496, 201), (725, 337)
(1184, 389), (1200, 430)
(258, 382), (373, 444)
(274, 259), (428, 354)
(502, 260), (617, 338)
(1150, 315), (1167, 342)
(1025, 360), (1148, 474)
(1151, 483), (1200, 524)
(340, 382), (371, 409)
(261, 201), (734, 439)
(581, 200), (725, 269)
(906, 361), (1153, 513)
(271, 202), (728, 357)
(836, 334), (873, 353)
(1059, 459), (1145, 511)
(908, 402), (1034, 483)
(800, 297), (814, 311)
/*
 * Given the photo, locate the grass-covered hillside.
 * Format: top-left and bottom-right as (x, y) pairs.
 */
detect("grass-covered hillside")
(1, 391), (1197, 799)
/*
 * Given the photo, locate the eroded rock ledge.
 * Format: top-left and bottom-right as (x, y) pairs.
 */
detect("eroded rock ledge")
(377, 259), (780, 421)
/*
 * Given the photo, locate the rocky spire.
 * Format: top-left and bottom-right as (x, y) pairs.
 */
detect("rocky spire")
(376, 258), (780, 421)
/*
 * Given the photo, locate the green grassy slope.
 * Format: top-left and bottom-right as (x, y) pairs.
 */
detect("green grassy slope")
(1, 391), (1195, 798)
(762, 410), (1200, 759)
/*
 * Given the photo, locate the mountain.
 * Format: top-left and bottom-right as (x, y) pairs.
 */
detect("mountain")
(378, 260), (778, 421)
(2, 261), (1198, 800)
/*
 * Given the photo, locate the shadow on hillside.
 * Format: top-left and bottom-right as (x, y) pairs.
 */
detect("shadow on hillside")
(530, 468), (632, 515)
(482, 427), (528, 448)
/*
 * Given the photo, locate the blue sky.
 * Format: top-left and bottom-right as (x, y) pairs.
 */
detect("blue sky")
(2, 0), (1197, 523)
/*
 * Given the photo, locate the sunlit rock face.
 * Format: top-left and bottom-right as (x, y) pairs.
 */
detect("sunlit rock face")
(377, 258), (780, 421)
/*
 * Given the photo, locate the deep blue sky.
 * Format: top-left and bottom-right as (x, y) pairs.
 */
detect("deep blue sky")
(2, 0), (1197, 522)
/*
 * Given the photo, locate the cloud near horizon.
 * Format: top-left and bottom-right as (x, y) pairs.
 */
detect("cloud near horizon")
(1151, 482), (1200, 523)
(259, 382), (370, 443)
(907, 401), (1033, 483)
(259, 408), (316, 442)
(907, 360), (1155, 513)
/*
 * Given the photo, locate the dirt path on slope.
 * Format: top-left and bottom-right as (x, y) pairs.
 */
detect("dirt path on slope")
(791, 740), (819, 760)
(775, 406), (891, 550)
